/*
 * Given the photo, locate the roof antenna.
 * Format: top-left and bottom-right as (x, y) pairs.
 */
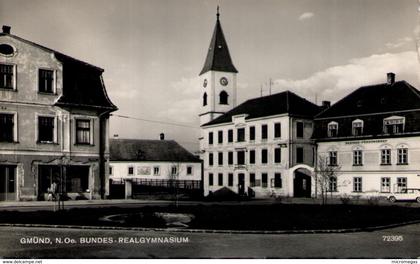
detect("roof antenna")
(217, 5), (220, 20)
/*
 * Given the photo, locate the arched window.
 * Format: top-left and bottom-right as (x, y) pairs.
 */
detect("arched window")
(203, 92), (207, 106)
(219, 91), (228, 105)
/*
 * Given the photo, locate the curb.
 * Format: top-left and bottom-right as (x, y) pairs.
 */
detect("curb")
(1, 219), (420, 235)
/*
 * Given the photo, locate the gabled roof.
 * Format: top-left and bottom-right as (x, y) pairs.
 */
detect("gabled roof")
(199, 13), (238, 75)
(202, 91), (323, 126)
(0, 31), (117, 111)
(315, 81), (420, 119)
(110, 139), (201, 163)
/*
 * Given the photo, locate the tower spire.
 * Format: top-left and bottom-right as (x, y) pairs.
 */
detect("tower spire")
(199, 6), (238, 75)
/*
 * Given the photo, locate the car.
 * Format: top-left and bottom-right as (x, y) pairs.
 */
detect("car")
(387, 188), (420, 203)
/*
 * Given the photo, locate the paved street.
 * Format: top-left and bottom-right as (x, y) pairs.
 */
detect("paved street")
(0, 223), (419, 258)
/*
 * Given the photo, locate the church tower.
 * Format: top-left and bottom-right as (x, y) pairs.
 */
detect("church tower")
(199, 7), (238, 126)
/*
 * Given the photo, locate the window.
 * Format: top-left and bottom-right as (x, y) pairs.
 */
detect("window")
(171, 166), (177, 176)
(328, 122), (338, 137)
(261, 173), (268, 188)
(187, 166), (192, 175)
(397, 148), (408, 165)
(209, 173), (213, 186)
(237, 151), (245, 165)
(274, 148), (281, 163)
(109, 166), (113, 176)
(228, 152), (233, 165)
(274, 123), (281, 138)
(296, 122), (304, 138)
(381, 149), (391, 165)
(39, 69), (54, 93)
(228, 129), (233, 143)
(0, 64), (13, 89)
(353, 177), (362, 192)
(128, 166), (134, 176)
(0, 113), (15, 142)
(249, 126), (255, 141)
(329, 177), (337, 192)
(219, 91), (228, 105)
(38, 116), (54, 143)
(397, 177), (407, 193)
(261, 149), (268, 164)
(250, 173), (256, 187)
(383, 116), (404, 134)
(261, 124), (268, 140)
(228, 173), (233, 187)
(218, 130), (223, 144)
(249, 150), (255, 164)
(218, 173), (223, 186)
(153, 166), (160, 176)
(353, 150), (363, 166)
(329, 151), (337, 166)
(381, 177), (390, 193)
(75, 119), (91, 144)
(274, 173), (282, 188)
(218, 152), (223, 166)
(209, 153), (213, 166)
(296, 147), (304, 163)
(237, 128), (245, 142)
(203, 93), (207, 106)
(352, 120), (363, 136)
(208, 132), (213, 145)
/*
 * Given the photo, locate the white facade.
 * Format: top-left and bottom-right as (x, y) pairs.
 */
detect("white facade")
(200, 114), (316, 198)
(317, 136), (420, 198)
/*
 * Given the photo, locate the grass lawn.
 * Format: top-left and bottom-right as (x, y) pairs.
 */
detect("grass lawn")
(0, 204), (419, 231)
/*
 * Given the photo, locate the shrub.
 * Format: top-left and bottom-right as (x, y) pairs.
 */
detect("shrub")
(340, 195), (351, 205)
(367, 196), (381, 206)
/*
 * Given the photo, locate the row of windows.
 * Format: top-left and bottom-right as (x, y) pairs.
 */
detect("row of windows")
(327, 116), (405, 137)
(208, 147), (306, 166)
(203, 91), (228, 106)
(0, 64), (56, 93)
(113, 165), (194, 177)
(328, 148), (409, 166)
(208, 172), (282, 188)
(0, 113), (92, 144)
(208, 122), (304, 145)
(328, 176), (407, 193)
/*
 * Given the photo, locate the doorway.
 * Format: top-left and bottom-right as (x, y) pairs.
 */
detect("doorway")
(293, 169), (312, 198)
(238, 173), (245, 195)
(0, 165), (16, 201)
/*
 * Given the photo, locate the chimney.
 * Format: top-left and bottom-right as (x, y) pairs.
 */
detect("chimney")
(159, 133), (165, 140)
(387, 72), (395, 85)
(322, 101), (331, 109)
(2, 25), (11, 34)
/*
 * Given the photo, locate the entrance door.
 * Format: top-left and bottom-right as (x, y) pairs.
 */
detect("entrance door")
(293, 171), (311, 197)
(238, 173), (245, 195)
(0, 165), (16, 201)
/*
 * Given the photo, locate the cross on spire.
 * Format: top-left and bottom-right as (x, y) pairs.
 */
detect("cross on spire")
(217, 5), (220, 20)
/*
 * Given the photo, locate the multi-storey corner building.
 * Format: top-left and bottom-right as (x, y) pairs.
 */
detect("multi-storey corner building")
(108, 136), (202, 199)
(313, 73), (420, 197)
(0, 25), (117, 201)
(198, 11), (323, 198)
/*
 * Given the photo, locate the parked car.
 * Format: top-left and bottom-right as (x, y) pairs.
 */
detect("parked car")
(387, 189), (420, 203)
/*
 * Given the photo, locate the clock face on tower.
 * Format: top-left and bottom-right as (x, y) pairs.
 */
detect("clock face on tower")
(203, 79), (207, 88)
(220, 77), (228, 86)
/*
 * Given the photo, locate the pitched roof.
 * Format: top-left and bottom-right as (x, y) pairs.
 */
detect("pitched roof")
(315, 81), (420, 119)
(199, 14), (238, 75)
(0, 32), (117, 111)
(110, 139), (201, 162)
(203, 91), (323, 126)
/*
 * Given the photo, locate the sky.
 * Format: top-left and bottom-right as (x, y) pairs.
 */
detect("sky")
(1, 0), (419, 153)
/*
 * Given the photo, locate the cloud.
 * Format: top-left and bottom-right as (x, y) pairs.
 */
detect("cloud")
(298, 12), (314, 21)
(385, 37), (413, 49)
(273, 51), (420, 103)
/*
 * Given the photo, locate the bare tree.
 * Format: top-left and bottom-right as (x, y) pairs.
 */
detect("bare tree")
(314, 154), (341, 205)
(168, 162), (183, 208)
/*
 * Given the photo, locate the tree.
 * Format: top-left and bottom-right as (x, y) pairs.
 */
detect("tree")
(314, 154), (341, 205)
(168, 162), (183, 208)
